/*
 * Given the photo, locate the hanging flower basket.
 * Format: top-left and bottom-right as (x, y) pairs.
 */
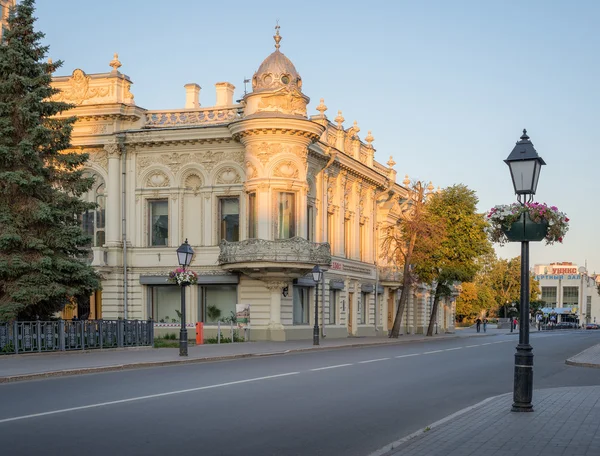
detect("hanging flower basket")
(487, 202), (569, 246)
(167, 268), (198, 286)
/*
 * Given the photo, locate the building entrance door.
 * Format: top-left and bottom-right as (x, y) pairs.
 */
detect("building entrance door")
(348, 292), (354, 335)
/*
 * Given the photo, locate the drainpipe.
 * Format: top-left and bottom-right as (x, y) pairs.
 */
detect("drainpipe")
(119, 136), (128, 320)
(321, 147), (337, 338)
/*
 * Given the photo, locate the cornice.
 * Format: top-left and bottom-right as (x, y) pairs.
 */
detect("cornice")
(229, 117), (325, 142)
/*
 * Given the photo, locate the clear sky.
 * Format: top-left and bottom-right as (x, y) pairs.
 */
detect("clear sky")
(34, 0), (599, 272)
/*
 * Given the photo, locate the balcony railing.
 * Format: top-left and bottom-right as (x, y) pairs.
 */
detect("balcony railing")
(218, 237), (331, 266)
(144, 106), (241, 128)
(378, 266), (403, 282)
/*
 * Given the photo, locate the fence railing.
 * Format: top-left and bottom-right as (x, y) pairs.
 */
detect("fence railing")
(0, 320), (154, 355)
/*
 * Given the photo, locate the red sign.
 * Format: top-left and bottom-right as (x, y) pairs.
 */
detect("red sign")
(552, 267), (577, 274)
(331, 261), (343, 271)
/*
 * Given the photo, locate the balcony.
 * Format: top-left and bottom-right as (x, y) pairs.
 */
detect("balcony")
(218, 237), (331, 280)
(378, 266), (403, 284)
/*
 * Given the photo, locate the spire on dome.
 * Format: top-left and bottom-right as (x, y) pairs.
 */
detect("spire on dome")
(274, 23), (282, 50)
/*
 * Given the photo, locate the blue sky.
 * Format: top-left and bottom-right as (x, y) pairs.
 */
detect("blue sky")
(35, 0), (600, 272)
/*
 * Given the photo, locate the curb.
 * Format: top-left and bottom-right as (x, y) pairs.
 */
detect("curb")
(565, 343), (600, 369)
(367, 392), (510, 456)
(0, 333), (472, 384)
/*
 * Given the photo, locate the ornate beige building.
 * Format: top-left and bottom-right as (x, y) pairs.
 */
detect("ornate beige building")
(51, 28), (455, 340)
(0, 0), (16, 41)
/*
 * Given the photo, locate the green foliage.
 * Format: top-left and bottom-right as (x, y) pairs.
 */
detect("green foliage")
(413, 185), (492, 335)
(0, 0), (101, 321)
(206, 304), (221, 321)
(204, 331), (244, 344)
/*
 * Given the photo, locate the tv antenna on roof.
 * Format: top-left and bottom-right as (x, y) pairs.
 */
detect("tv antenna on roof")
(243, 77), (250, 96)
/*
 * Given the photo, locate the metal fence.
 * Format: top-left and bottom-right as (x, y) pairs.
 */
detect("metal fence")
(0, 320), (154, 355)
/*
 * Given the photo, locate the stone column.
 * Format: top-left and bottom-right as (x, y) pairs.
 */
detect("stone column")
(104, 142), (122, 248)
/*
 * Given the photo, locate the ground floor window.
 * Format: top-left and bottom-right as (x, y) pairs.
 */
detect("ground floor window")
(329, 289), (338, 324)
(149, 286), (181, 323)
(199, 285), (238, 323)
(359, 292), (368, 324)
(293, 286), (310, 324)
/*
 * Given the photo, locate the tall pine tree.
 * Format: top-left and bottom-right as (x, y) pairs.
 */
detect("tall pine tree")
(0, 0), (100, 321)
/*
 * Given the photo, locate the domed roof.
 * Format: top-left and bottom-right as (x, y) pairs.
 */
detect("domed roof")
(251, 26), (302, 94)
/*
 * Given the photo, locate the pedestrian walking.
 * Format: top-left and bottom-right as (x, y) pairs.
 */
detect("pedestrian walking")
(536, 314), (542, 331)
(483, 318), (488, 333)
(513, 317), (518, 331)
(476, 318), (481, 333)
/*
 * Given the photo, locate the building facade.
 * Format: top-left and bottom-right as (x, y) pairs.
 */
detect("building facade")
(533, 262), (600, 325)
(0, 0), (16, 41)
(51, 29), (455, 340)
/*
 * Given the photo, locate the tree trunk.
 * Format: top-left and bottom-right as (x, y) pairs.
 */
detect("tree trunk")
(390, 260), (413, 338)
(389, 285), (410, 338)
(426, 284), (442, 336)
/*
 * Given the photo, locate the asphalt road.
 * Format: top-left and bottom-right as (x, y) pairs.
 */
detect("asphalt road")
(1, 330), (599, 456)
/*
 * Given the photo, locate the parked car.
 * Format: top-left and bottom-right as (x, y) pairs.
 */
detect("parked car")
(585, 323), (600, 330)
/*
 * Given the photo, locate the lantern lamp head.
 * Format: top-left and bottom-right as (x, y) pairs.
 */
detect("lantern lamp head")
(504, 129), (546, 203)
(176, 239), (194, 268)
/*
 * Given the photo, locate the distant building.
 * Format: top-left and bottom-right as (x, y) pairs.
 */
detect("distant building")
(533, 262), (600, 325)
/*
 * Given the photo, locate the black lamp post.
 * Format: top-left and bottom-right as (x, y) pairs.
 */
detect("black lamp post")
(312, 265), (323, 346)
(176, 239), (194, 357)
(505, 129), (545, 413)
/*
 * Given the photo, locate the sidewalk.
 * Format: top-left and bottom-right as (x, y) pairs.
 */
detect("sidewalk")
(0, 329), (486, 383)
(371, 343), (600, 456)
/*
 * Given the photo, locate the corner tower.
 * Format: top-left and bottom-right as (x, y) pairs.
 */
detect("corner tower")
(229, 26), (325, 241)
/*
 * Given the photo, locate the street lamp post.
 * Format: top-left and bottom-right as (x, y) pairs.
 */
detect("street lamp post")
(312, 265), (323, 346)
(505, 129), (546, 413)
(176, 239), (194, 357)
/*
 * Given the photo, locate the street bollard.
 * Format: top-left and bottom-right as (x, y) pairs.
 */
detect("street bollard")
(195, 322), (204, 345)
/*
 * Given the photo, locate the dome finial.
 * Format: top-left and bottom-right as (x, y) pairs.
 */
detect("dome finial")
(274, 22), (282, 50)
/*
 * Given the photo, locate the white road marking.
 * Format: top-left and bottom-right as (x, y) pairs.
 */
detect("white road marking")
(310, 363), (354, 371)
(395, 353), (420, 359)
(0, 372), (300, 424)
(481, 343), (493, 346)
(423, 350), (444, 354)
(358, 358), (390, 364)
(444, 347), (462, 351)
(465, 345), (480, 348)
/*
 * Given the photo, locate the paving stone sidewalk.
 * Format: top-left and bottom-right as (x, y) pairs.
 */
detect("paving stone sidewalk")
(0, 330), (490, 382)
(372, 343), (600, 456)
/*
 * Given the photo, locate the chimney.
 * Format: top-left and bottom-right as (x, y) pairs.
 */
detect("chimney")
(215, 82), (235, 107)
(184, 83), (201, 109)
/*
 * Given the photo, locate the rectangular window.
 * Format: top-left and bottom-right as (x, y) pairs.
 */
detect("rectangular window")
(541, 287), (557, 308)
(220, 198), (239, 242)
(199, 285), (238, 323)
(248, 193), (257, 239)
(150, 286), (181, 323)
(277, 192), (296, 239)
(307, 205), (313, 241)
(327, 212), (334, 253)
(293, 286), (310, 324)
(359, 223), (365, 261)
(344, 218), (351, 258)
(360, 292), (368, 324)
(329, 289), (337, 324)
(149, 200), (168, 246)
(563, 286), (578, 308)
(587, 297), (592, 319)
